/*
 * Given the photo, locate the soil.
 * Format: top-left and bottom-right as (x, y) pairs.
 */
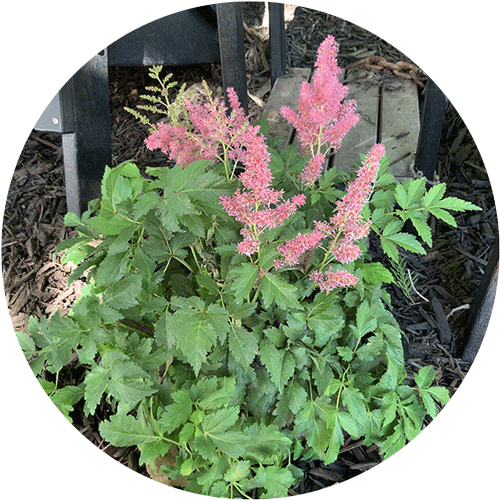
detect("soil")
(2, 3), (497, 496)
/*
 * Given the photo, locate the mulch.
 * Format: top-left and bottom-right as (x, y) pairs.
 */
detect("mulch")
(2, 3), (497, 496)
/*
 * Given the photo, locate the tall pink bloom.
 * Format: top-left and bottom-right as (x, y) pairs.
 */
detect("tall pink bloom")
(280, 35), (360, 181)
(330, 143), (385, 232)
(215, 92), (308, 257)
(308, 144), (384, 291)
(145, 86), (266, 171)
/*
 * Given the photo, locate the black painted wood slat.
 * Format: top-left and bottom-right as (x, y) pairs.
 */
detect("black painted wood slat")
(61, 50), (111, 216)
(269, 2), (286, 86)
(216, 3), (248, 113)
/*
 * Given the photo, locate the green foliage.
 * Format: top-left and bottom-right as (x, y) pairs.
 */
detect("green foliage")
(388, 253), (418, 302)
(16, 83), (480, 498)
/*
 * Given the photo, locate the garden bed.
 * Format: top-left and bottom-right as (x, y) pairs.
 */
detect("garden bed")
(2, 3), (496, 495)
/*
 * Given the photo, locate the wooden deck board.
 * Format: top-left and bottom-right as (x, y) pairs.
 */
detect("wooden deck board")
(332, 69), (379, 175)
(380, 76), (420, 180)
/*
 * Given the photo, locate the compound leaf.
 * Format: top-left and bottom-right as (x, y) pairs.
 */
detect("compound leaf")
(259, 272), (302, 310)
(230, 263), (260, 303)
(260, 339), (295, 393)
(159, 389), (193, 433)
(102, 274), (142, 312)
(100, 413), (155, 447)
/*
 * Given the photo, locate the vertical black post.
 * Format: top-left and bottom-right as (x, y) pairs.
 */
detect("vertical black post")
(269, 2), (286, 87)
(461, 238), (499, 363)
(414, 79), (448, 180)
(216, 2), (248, 113)
(62, 49), (111, 216)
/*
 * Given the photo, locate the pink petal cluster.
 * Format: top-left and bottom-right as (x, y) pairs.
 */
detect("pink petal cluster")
(274, 230), (325, 269)
(215, 91), (308, 256)
(145, 122), (219, 167)
(274, 144), (384, 277)
(300, 153), (325, 187)
(309, 268), (359, 294)
(145, 87), (263, 170)
(333, 143), (385, 224)
(308, 144), (384, 291)
(221, 189), (306, 256)
(280, 35), (360, 185)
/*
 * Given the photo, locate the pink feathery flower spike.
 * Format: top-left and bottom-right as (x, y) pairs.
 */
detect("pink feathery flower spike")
(308, 143), (384, 291)
(300, 153), (326, 187)
(309, 268), (359, 294)
(216, 92), (308, 257)
(331, 143), (385, 230)
(280, 35), (360, 166)
(274, 230), (325, 269)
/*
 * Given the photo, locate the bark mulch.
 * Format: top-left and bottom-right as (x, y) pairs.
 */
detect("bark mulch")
(2, 3), (497, 495)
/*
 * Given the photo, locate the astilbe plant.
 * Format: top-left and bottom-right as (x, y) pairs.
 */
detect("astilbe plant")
(17, 36), (480, 498)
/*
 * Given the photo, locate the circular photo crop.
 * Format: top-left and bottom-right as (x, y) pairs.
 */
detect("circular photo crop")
(2, 2), (498, 499)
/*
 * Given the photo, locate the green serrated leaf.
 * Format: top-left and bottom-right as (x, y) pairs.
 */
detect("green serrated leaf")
(107, 363), (156, 410)
(102, 274), (142, 311)
(261, 465), (295, 498)
(285, 379), (308, 415)
(341, 386), (368, 424)
(230, 263), (259, 303)
(406, 177), (427, 206)
(306, 296), (344, 346)
(203, 407), (248, 458)
(426, 386), (450, 405)
(353, 300), (377, 338)
(64, 212), (84, 227)
(436, 196), (481, 212)
(409, 215), (433, 246)
(139, 440), (172, 467)
(337, 346), (354, 362)
(361, 261), (395, 284)
(423, 183), (446, 207)
(394, 183), (408, 209)
(259, 272), (303, 310)
(386, 232), (426, 254)
(100, 413), (155, 447)
(84, 365), (110, 415)
(133, 190), (160, 220)
(260, 339), (295, 393)
(50, 384), (85, 423)
(380, 237), (399, 260)
(16, 331), (36, 357)
(224, 460), (251, 483)
(428, 207), (457, 227)
(414, 365), (436, 389)
(338, 411), (360, 437)
(324, 409), (344, 465)
(380, 422), (406, 458)
(382, 219), (404, 237)
(205, 303), (230, 343)
(171, 305), (218, 376)
(229, 326), (259, 367)
(158, 389), (192, 433)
